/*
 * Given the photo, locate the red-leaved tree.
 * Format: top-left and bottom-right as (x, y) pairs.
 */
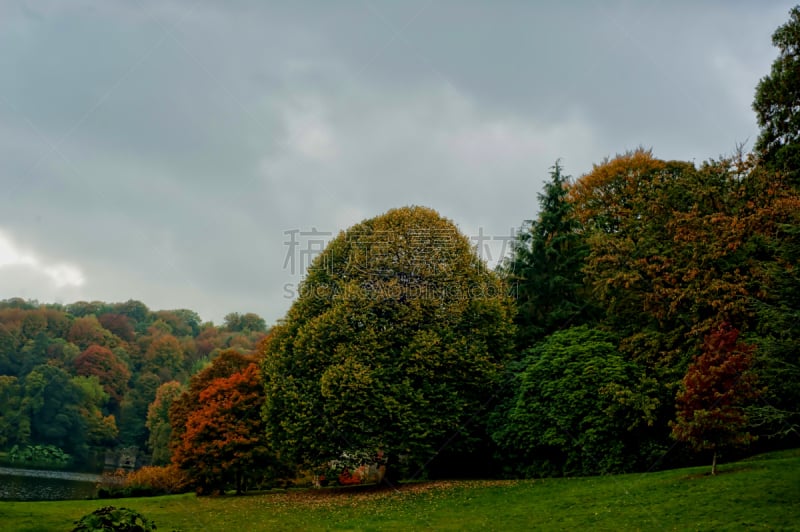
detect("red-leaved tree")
(73, 344), (131, 410)
(670, 323), (761, 474)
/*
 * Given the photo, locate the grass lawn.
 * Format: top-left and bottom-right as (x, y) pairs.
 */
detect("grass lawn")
(1, 449), (798, 531)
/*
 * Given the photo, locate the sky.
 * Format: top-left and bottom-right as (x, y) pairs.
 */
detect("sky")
(0, 1), (794, 326)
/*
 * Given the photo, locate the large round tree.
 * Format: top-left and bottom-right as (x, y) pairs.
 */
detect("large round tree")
(261, 206), (515, 481)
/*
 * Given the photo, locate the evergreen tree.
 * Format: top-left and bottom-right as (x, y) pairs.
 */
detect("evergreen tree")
(502, 161), (591, 348)
(754, 6), (800, 184)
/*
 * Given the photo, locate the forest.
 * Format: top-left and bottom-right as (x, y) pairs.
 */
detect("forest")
(0, 298), (267, 471)
(1, 6), (799, 498)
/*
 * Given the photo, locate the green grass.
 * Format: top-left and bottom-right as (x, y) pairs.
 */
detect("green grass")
(2, 449), (798, 531)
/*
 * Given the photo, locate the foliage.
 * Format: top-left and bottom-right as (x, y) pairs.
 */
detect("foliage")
(146, 381), (184, 466)
(8, 443), (71, 467)
(491, 326), (650, 476)
(68, 315), (116, 351)
(565, 149), (800, 459)
(500, 161), (593, 347)
(118, 372), (161, 448)
(0, 375), (24, 448)
(98, 313), (136, 342)
(0, 298), (266, 465)
(144, 334), (185, 383)
(96, 465), (191, 498)
(71, 506), (157, 532)
(223, 312), (267, 333)
(671, 324), (761, 474)
(124, 465), (192, 496)
(168, 349), (256, 454)
(23, 364), (90, 457)
(753, 5), (800, 183)
(174, 363), (277, 494)
(262, 206), (515, 480)
(74, 344), (131, 408)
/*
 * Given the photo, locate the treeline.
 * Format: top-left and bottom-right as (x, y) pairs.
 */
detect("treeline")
(489, 7), (800, 476)
(491, 149), (799, 476)
(0, 298), (267, 466)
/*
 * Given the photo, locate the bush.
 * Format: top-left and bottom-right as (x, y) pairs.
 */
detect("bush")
(97, 465), (191, 498)
(8, 444), (71, 468)
(125, 465), (191, 495)
(71, 506), (156, 532)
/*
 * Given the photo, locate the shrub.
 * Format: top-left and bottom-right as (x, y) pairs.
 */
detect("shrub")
(97, 465), (191, 498)
(8, 444), (71, 468)
(71, 506), (156, 532)
(125, 465), (191, 495)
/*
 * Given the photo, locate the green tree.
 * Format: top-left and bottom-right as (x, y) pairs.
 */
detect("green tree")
(0, 375), (25, 448)
(145, 381), (184, 466)
(501, 161), (592, 347)
(143, 334), (185, 383)
(491, 326), (648, 477)
(753, 6), (800, 183)
(72, 375), (118, 447)
(0, 322), (22, 376)
(23, 365), (88, 457)
(117, 372), (161, 448)
(261, 206), (515, 480)
(223, 312), (267, 333)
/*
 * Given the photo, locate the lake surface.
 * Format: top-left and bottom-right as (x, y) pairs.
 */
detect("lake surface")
(0, 467), (100, 501)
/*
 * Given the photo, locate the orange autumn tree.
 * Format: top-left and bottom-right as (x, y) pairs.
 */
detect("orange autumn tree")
(173, 363), (274, 494)
(670, 324), (761, 475)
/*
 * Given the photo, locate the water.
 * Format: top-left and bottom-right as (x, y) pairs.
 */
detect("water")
(0, 467), (100, 501)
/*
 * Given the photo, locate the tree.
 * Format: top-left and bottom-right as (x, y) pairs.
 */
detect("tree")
(0, 375), (25, 447)
(168, 349), (255, 453)
(72, 375), (118, 447)
(143, 334), (184, 383)
(154, 310), (201, 337)
(753, 6), (800, 183)
(670, 324), (760, 475)
(261, 206), (515, 480)
(117, 372), (161, 448)
(0, 322), (22, 376)
(23, 364), (88, 457)
(73, 345), (131, 409)
(98, 313), (135, 342)
(174, 364), (274, 494)
(223, 312), (267, 333)
(491, 326), (649, 476)
(501, 161), (592, 347)
(145, 381), (183, 466)
(67, 316), (112, 351)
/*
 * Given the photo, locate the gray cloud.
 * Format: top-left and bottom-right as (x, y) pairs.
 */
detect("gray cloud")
(0, 0), (794, 324)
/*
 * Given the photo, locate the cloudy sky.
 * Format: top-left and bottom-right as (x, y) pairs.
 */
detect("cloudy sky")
(0, 1), (794, 325)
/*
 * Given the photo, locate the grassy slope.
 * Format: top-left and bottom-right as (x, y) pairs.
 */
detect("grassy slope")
(1, 449), (798, 531)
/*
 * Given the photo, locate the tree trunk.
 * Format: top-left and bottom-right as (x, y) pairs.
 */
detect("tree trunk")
(381, 453), (402, 489)
(711, 450), (717, 476)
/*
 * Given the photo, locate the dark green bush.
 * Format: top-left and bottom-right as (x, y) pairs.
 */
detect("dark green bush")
(71, 506), (157, 532)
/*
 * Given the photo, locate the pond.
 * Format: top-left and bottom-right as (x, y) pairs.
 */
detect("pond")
(0, 466), (100, 501)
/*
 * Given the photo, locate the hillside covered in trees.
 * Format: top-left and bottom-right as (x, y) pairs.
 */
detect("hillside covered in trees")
(0, 298), (267, 469)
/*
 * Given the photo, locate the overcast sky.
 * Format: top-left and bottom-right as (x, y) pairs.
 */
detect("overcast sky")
(0, 1), (794, 326)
